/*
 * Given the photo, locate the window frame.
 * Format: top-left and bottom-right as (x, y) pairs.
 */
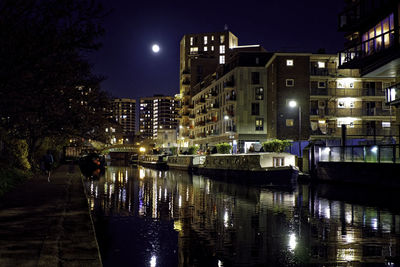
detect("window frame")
(255, 118), (264, 131)
(286, 79), (294, 87)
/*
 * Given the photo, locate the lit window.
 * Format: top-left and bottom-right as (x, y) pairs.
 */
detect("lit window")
(286, 79), (294, 87)
(220, 35), (225, 43)
(286, 119), (294, 127)
(255, 118), (264, 131)
(211, 46), (214, 51)
(190, 37), (193, 46)
(211, 35), (214, 41)
(286, 59), (294, 66)
(382, 122), (391, 128)
(204, 46), (208, 51)
(255, 87), (264, 100)
(204, 36), (208, 45)
(318, 81), (326, 88)
(219, 55), (225, 64)
(318, 61), (326, 68)
(219, 45), (225, 54)
(190, 47), (198, 54)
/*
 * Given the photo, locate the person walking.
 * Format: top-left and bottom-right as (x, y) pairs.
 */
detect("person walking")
(43, 150), (54, 182)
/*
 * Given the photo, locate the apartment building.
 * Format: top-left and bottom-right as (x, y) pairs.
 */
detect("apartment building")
(112, 98), (136, 137)
(179, 31), (239, 143)
(139, 95), (178, 141)
(265, 53), (397, 144)
(338, 0), (400, 127)
(190, 50), (272, 153)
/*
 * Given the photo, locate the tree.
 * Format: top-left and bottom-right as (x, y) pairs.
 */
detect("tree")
(0, 0), (110, 168)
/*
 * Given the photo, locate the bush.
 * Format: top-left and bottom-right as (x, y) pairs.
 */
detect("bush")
(6, 139), (31, 171)
(0, 166), (30, 197)
(216, 143), (232, 154)
(262, 139), (291, 153)
(188, 145), (199, 155)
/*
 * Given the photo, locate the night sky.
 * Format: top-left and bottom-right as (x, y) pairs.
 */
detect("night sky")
(89, 0), (346, 100)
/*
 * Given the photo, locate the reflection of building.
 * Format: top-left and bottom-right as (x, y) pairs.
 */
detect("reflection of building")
(85, 165), (400, 266)
(190, 49), (271, 152)
(338, 0), (400, 136)
(112, 98), (136, 142)
(139, 95), (178, 141)
(179, 31), (239, 144)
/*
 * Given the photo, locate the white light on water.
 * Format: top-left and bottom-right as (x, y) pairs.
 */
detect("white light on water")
(150, 255), (157, 267)
(288, 233), (297, 250)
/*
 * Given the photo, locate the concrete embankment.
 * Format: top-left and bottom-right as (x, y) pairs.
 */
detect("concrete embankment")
(0, 164), (102, 267)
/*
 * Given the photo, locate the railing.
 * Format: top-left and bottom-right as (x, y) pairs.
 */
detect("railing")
(318, 144), (400, 164)
(223, 80), (235, 89)
(310, 88), (329, 96)
(320, 108), (391, 117)
(310, 124), (398, 137)
(339, 29), (396, 67)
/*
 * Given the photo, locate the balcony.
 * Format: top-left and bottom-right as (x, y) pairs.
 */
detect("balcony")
(333, 88), (362, 97)
(182, 79), (190, 85)
(338, 29), (396, 69)
(189, 114), (195, 119)
(362, 88), (385, 97)
(362, 108), (391, 116)
(201, 108), (207, 114)
(310, 68), (330, 76)
(197, 132), (206, 138)
(310, 88), (329, 96)
(210, 103), (219, 110)
(223, 80), (235, 90)
(195, 121), (205, 126)
(226, 95), (236, 102)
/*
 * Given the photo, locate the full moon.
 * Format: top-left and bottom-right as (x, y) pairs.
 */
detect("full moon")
(152, 44), (160, 53)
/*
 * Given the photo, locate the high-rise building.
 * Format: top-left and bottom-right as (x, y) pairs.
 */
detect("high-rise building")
(112, 98), (136, 137)
(139, 95), (178, 140)
(179, 31), (239, 142)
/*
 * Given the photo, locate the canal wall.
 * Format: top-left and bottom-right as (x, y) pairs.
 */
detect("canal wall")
(316, 161), (400, 187)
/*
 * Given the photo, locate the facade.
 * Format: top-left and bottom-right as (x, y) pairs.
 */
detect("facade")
(179, 31), (239, 143)
(111, 98), (136, 140)
(337, 0), (400, 128)
(190, 51), (272, 153)
(139, 95), (178, 141)
(265, 53), (397, 144)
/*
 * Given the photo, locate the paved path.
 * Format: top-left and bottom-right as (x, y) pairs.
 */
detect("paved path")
(0, 164), (102, 267)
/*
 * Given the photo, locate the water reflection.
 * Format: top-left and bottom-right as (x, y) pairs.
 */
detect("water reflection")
(85, 166), (400, 266)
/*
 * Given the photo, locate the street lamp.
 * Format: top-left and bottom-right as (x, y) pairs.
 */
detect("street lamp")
(288, 100), (302, 156)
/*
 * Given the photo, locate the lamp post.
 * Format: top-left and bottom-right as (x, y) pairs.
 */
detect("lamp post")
(288, 100), (302, 156)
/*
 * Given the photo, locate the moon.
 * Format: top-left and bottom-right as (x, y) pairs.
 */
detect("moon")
(152, 44), (160, 53)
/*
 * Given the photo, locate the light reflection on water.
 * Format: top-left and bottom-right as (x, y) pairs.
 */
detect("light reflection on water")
(85, 165), (400, 267)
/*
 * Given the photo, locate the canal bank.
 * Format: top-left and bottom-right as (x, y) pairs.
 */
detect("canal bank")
(0, 164), (102, 267)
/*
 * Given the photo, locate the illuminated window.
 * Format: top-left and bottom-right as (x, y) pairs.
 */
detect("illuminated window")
(255, 118), (264, 131)
(219, 55), (225, 64)
(190, 47), (198, 54)
(286, 119), (294, 127)
(286, 79), (294, 87)
(220, 35), (225, 43)
(204, 46), (208, 51)
(190, 37), (193, 46)
(318, 61), (326, 68)
(382, 122), (391, 127)
(204, 36), (208, 44)
(211, 35), (214, 41)
(219, 45), (225, 54)
(255, 87), (264, 100)
(286, 59), (294, 66)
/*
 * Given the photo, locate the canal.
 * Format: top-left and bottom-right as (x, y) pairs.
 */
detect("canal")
(84, 165), (400, 267)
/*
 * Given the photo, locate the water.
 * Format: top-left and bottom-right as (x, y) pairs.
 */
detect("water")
(84, 166), (400, 267)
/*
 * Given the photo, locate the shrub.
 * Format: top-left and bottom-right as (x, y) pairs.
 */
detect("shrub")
(170, 146), (177, 155)
(188, 145), (199, 155)
(0, 165), (30, 197)
(262, 139), (291, 153)
(216, 142), (232, 154)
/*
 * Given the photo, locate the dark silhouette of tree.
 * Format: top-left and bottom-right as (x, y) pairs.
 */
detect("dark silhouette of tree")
(0, 0), (111, 167)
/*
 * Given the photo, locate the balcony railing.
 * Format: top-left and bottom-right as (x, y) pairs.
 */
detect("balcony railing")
(339, 29), (396, 67)
(223, 80), (235, 89)
(310, 88), (329, 96)
(311, 124), (398, 137)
